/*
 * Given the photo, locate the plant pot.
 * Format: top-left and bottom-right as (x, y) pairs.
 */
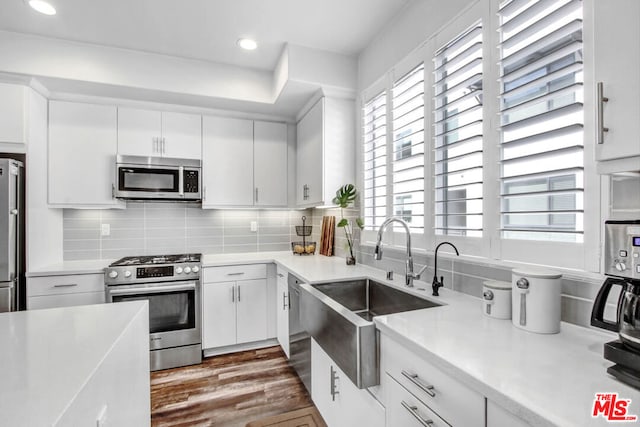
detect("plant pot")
(346, 256), (356, 265)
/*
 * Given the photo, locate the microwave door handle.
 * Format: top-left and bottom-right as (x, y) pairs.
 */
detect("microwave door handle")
(179, 166), (184, 196)
(109, 283), (196, 296)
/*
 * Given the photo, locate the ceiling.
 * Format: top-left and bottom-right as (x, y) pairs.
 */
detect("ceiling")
(0, 0), (411, 71)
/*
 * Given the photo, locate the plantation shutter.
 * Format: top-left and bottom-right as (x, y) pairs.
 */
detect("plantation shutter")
(433, 22), (484, 237)
(363, 91), (387, 230)
(391, 64), (425, 233)
(498, 0), (584, 242)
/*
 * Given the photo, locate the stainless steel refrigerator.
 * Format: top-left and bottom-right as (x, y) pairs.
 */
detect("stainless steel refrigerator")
(0, 159), (23, 312)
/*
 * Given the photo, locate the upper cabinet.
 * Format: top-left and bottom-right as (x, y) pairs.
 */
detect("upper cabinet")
(117, 107), (202, 159)
(0, 83), (27, 145)
(202, 116), (288, 208)
(593, 0), (640, 162)
(296, 97), (355, 207)
(49, 100), (123, 208)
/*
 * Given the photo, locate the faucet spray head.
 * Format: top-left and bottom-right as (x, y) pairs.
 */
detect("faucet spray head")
(373, 244), (383, 260)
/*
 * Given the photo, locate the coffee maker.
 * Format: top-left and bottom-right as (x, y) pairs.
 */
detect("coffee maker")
(591, 220), (640, 389)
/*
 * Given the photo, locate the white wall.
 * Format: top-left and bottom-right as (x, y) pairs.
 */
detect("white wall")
(357, 0), (477, 91)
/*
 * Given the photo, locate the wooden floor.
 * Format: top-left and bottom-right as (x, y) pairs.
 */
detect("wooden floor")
(150, 346), (315, 427)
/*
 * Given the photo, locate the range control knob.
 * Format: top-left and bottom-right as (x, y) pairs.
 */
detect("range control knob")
(175, 267), (183, 274)
(192, 266), (200, 273)
(108, 270), (118, 279)
(184, 266), (192, 274)
(124, 270), (132, 278)
(615, 261), (627, 272)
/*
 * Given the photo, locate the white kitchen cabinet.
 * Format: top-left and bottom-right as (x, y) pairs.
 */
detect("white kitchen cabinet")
(202, 116), (254, 207)
(27, 273), (105, 310)
(0, 83), (27, 145)
(48, 101), (123, 208)
(202, 116), (288, 208)
(296, 97), (355, 208)
(254, 121), (288, 206)
(487, 399), (531, 427)
(386, 373), (449, 427)
(380, 332), (484, 427)
(311, 339), (384, 427)
(202, 264), (268, 349)
(276, 267), (289, 358)
(592, 0), (640, 162)
(117, 107), (201, 159)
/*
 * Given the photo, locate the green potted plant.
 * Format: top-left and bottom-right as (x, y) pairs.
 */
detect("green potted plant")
(333, 184), (364, 265)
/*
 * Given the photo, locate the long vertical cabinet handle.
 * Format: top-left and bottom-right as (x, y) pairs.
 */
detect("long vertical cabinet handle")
(231, 286), (235, 302)
(330, 366), (339, 401)
(255, 188), (259, 204)
(162, 137), (166, 154)
(282, 292), (288, 310)
(401, 402), (434, 427)
(597, 82), (609, 144)
(237, 284), (241, 302)
(112, 183), (115, 199)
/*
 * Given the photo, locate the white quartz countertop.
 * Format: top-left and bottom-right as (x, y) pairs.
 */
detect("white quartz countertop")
(25, 252), (640, 426)
(26, 259), (116, 277)
(0, 301), (148, 426)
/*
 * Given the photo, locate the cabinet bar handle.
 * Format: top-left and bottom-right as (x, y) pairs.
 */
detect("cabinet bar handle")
(401, 370), (436, 397)
(237, 285), (241, 302)
(282, 292), (288, 310)
(255, 188), (259, 203)
(597, 82), (609, 144)
(111, 183), (115, 199)
(162, 137), (166, 154)
(226, 272), (244, 276)
(401, 401), (434, 427)
(231, 286), (235, 302)
(53, 283), (78, 288)
(277, 273), (284, 278)
(330, 366), (339, 401)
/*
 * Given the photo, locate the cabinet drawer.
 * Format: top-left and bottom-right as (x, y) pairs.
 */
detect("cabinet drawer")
(386, 373), (449, 427)
(27, 274), (104, 297)
(203, 264), (267, 282)
(381, 333), (484, 427)
(28, 292), (105, 310)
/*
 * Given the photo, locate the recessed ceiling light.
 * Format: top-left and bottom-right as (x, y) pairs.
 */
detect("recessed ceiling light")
(26, 0), (57, 15)
(237, 38), (258, 51)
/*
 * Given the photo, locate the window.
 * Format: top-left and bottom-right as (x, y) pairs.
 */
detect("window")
(498, 0), (584, 243)
(391, 63), (425, 233)
(433, 23), (484, 238)
(363, 91), (387, 231)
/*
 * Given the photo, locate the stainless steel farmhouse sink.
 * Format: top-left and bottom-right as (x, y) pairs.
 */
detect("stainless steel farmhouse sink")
(299, 278), (441, 388)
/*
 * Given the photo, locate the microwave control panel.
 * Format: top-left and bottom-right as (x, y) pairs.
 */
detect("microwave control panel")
(184, 170), (199, 193)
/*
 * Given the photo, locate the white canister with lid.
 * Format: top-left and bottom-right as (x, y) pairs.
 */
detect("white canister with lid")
(482, 281), (512, 319)
(511, 268), (562, 334)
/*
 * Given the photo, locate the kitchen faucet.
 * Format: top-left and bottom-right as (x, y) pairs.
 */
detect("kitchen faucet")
(432, 241), (459, 296)
(374, 217), (420, 287)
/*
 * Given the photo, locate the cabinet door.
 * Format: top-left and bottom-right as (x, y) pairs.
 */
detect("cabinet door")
(202, 281), (237, 348)
(276, 271), (290, 357)
(0, 83), (26, 144)
(161, 111), (202, 159)
(311, 339), (338, 427)
(117, 107), (162, 157)
(296, 99), (324, 206)
(236, 279), (268, 344)
(487, 399), (531, 427)
(28, 292), (105, 310)
(202, 116), (254, 207)
(254, 121), (288, 206)
(594, 0), (640, 161)
(49, 101), (120, 207)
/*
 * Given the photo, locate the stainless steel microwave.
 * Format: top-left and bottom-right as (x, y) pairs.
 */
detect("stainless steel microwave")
(115, 155), (201, 201)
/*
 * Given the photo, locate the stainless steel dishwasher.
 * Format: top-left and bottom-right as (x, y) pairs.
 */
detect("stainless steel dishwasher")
(288, 273), (311, 394)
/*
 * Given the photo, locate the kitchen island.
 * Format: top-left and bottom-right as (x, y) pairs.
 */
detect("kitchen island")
(0, 301), (150, 427)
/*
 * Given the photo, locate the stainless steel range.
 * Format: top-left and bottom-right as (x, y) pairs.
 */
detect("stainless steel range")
(105, 253), (202, 371)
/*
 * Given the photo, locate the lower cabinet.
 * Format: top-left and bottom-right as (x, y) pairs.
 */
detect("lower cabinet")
(380, 333), (484, 427)
(311, 339), (384, 427)
(487, 399), (531, 427)
(27, 273), (105, 310)
(202, 264), (269, 349)
(276, 266), (289, 357)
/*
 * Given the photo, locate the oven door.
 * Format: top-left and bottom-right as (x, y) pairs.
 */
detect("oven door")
(107, 280), (201, 350)
(115, 163), (183, 199)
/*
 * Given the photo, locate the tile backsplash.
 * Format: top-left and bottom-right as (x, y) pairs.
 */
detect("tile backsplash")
(63, 202), (312, 261)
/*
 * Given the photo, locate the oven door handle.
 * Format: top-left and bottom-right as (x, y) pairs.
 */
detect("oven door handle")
(108, 283), (196, 296)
